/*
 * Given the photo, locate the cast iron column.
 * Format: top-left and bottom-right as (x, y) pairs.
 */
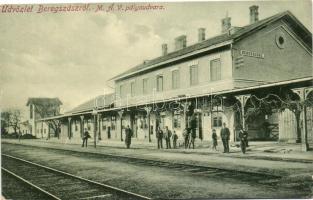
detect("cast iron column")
(68, 117), (72, 139)
(292, 87), (313, 151)
(118, 110), (124, 141)
(144, 106), (152, 143)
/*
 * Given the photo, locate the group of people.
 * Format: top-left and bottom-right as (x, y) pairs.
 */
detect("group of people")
(182, 127), (197, 149)
(156, 126), (178, 149)
(81, 123), (249, 153)
(211, 123), (249, 153)
(81, 125), (134, 148)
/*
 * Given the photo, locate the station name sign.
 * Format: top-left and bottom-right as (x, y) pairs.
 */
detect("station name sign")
(240, 50), (264, 59)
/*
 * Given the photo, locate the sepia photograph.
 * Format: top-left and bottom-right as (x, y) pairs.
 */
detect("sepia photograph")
(0, 0), (312, 199)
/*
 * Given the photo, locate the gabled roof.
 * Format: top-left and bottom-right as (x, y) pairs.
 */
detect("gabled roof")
(111, 11), (312, 81)
(26, 98), (62, 106)
(66, 93), (114, 114)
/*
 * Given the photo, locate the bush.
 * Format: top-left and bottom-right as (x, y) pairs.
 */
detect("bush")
(1, 132), (18, 139)
(20, 134), (36, 139)
(1, 133), (37, 139)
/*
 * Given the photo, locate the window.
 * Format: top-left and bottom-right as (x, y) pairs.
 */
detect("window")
(141, 116), (148, 129)
(111, 116), (116, 130)
(30, 105), (33, 119)
(75, 123), (78, 131)
(213, 116), (223, 127)
(119, 84), (124, 98)
(156, 75), (163, 92)
(102, 118), (107, 130)
(44, 129), (46, 134)
(190, 65), (198, 85)
(87, 119), (91, 131)
(173, 114), (181, 128)
(172, 70), (180, 89)
(143, 78), (149, 94)
(130, 82), (135, 97)
(210, 59), (221, 81)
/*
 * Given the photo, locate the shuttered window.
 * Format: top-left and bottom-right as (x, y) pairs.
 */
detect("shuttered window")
(190, 65), (198, 86)
(143, 78), (149, 94)
(130, 82), (135, 97)
(172, 70), (180, 89)
(210, 59), (221, 81)
(156, 75), (163, 92)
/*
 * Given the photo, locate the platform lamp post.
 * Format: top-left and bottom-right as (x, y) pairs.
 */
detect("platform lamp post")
(92, 109), (98, 148)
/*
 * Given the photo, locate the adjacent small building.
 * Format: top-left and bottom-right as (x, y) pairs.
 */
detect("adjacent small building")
(26, 97), (62, 138)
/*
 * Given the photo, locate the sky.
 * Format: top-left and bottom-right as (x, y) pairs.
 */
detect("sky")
(0, 0), (312, 118)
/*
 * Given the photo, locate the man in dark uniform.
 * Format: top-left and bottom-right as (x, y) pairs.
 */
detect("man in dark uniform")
(164, 126), (172, 149)
(183, 128), (190, 149)
(220, 122), (230, 153)
(125, 125), (133, 149)
(82, 128), (91, 147)
(172, 130), (178, 149)
(156, 126), (163, 149)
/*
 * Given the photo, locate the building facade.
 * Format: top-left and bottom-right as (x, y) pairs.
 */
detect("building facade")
(38, 6), (313, 150)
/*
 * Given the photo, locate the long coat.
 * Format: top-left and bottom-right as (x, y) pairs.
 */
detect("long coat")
(220, 127), (230, 140)
(125, 128), (133, 144)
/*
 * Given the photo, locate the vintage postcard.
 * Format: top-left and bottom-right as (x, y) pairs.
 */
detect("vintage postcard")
(1, 0), (312, 199)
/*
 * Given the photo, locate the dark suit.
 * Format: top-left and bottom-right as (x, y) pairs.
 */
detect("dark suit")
(82, 131), (90, 147)
(125, 127), (133, 149)
(156, 129), (163, 149)
(220, 127), (230, 153)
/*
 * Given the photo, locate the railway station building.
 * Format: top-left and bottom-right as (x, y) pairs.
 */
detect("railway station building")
(38, 6), (313, 151)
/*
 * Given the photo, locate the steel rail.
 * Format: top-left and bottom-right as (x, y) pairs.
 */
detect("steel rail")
(2, 154), (152, 200)
(2, 167), (61, 200)
(3, 142), (282, 178)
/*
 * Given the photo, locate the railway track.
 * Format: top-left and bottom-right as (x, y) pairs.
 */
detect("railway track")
(2, 142), (282, 183)
(2, 154), (152, 200)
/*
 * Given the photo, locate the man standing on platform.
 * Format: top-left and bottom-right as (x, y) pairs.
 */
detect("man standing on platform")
(82, 128), (91, 147)
(164, 126), (172, 149)
(220, 123), (230, 153)
(156, 126), (163, 149)
(125, 125), (133, 149)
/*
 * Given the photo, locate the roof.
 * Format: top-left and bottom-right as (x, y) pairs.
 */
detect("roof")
(111, 11), (312, 81)
(66, 93), (115, 114)
(26, 98), (62, 106)
(37, 76), (312, 122)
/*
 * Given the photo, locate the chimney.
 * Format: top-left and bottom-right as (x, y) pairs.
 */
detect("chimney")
(221, 17), (231, 33)
(161, 43), (168, 56)
(249, 5), (259, 24)
(174, 35), (187, 50)
(198, 28), (206, 42)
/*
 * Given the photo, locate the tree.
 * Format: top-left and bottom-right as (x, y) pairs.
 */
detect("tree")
(46, 119), (62, 139)
(33, 103), (61, 139)
(9, 109), (22, 134)
(1, 109), (22, 134)
(1, 111), (11, 135)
